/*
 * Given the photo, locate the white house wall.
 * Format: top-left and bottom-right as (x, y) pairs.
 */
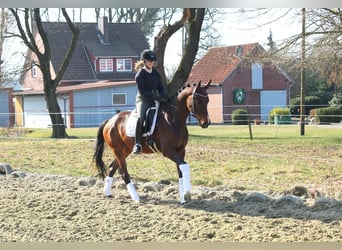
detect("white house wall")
(23, 95), (69, 128)
(20, 84), (138, 128)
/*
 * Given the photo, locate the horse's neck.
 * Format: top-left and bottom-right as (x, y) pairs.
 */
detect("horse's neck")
(172, 90), (191, 125)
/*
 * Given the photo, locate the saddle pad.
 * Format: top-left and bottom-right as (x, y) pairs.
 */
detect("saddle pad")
(126, 111), (138, 137)
(126, 107), (158, 138)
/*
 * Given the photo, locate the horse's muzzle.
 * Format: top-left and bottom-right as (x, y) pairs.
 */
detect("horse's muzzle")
(199, 116), (210, 128)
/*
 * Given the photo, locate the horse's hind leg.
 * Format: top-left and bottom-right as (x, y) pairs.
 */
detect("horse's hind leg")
(103, 160), (119, 197)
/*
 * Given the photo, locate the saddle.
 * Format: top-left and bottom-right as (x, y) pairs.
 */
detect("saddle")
(126, 101), (160, 138)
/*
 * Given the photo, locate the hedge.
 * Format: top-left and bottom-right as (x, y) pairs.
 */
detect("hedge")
(231, 109), (249, 125)
(289, 96), (323, 117)
(315, 107), (342, 124)
(269, 107), (291, 124)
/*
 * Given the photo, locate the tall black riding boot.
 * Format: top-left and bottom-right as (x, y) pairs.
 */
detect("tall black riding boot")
(133, 118), (143, 154)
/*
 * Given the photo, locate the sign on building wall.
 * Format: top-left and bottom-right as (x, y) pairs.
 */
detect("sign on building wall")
(233, 88), (245, 104)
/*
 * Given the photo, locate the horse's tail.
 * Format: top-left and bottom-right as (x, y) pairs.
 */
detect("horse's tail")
(92, 119), (109, 180)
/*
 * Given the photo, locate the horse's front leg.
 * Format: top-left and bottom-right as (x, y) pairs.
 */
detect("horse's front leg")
(164, 147), (192, 204)
(117, 158), (140, 202)
(177, 162), (192, 204)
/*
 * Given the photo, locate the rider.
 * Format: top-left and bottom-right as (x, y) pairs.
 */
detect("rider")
(133, 49), (168, 154)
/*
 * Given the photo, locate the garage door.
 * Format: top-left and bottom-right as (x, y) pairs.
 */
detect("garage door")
(260, 90), (287, 121)
(0, 91), (10, 127)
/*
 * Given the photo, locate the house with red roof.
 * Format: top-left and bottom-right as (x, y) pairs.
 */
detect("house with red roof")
(13, 17), (149, 128)
(186, 43), (294, 123)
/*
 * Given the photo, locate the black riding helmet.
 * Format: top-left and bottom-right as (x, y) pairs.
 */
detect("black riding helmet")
(140, 49), (157, 62)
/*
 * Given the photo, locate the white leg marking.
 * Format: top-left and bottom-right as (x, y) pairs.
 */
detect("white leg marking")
(127, 182), (140, 202)
(103, 176), (113, 197)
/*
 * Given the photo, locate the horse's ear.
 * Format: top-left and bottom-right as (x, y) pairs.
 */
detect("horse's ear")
(204, 80), (211, 90)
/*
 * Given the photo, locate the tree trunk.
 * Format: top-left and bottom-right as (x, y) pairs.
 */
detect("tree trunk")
(0, 8), (7, 82)
(45, 89), (66, 138)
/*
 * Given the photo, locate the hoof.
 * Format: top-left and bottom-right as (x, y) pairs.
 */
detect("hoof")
(181, 201), (190, 205)
(184, 192), (191, 203)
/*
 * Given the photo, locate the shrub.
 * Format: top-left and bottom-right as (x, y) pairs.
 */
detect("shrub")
(315, 107), (342, 124)
(231, 109), (249, 125)
(269, 107), (291, 124)
(290, 96), (322, 117)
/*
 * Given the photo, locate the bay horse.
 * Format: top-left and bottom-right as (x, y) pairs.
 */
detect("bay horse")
(93, 80), (211, 204)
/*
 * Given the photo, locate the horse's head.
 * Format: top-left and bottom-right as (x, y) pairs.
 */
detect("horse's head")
(187, 80), (211, 128)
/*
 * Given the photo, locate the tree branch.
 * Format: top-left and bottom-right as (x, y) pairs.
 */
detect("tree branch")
(170, 8), (205, 93)
(33, 8), (50, 60)
(153, 8), (190, 85)
(9, 8), (38, 56)
(53, 8), (80, 87)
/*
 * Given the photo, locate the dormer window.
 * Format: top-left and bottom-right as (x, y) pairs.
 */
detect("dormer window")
(116, 59), (132, 72)
(32, 64), (38, 78)
(236, 46), (243, 57)
(99, 59), (113, 72)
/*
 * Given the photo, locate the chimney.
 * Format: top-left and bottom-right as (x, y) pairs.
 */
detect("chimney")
(98, 16), (110, 44)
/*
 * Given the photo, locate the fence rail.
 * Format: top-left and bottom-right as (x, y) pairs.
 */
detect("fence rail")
(0, 103), (341, 128)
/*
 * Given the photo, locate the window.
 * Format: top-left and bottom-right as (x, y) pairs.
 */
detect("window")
(251, 63), (263, 89)
(112, 93), (126, 105)
(32, 65), (38, 78)
(116, 59), (132, 72)
(99, 59), (113, 72)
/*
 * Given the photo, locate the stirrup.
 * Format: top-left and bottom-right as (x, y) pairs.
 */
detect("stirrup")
(133, 143), (142, 154)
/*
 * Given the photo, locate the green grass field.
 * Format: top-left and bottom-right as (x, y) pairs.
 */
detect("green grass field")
(1, 124), (341, 194)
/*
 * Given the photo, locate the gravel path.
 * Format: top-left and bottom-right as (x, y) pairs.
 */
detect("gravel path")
(0, 171), (341, 242)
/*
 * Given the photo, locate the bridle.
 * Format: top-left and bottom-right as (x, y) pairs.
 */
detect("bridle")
(190, 90), (209, 118)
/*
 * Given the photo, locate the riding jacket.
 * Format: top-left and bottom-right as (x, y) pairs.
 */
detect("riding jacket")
(135, 66), (167, 122)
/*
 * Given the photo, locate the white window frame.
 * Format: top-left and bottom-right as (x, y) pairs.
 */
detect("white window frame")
(99, 58), (113, 72)
(32, 65), (38, 78)
(112, 93), (127, 105)
(251, 62), (263, 89)
(116, 59), (132, 72)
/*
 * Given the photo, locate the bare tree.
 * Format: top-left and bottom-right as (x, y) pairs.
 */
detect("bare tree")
(9, 8), (80, 138)
(164, 8), (205, 95)
(0, 8), (7, 85)
(152, 9), (191, 89)
(255, 8), (342, 90)
(305, 9), (342, 89)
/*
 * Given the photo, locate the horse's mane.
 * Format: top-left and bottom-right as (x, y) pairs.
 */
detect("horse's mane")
(159, 83), (198, 115)
(169, 83), (198, 101)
